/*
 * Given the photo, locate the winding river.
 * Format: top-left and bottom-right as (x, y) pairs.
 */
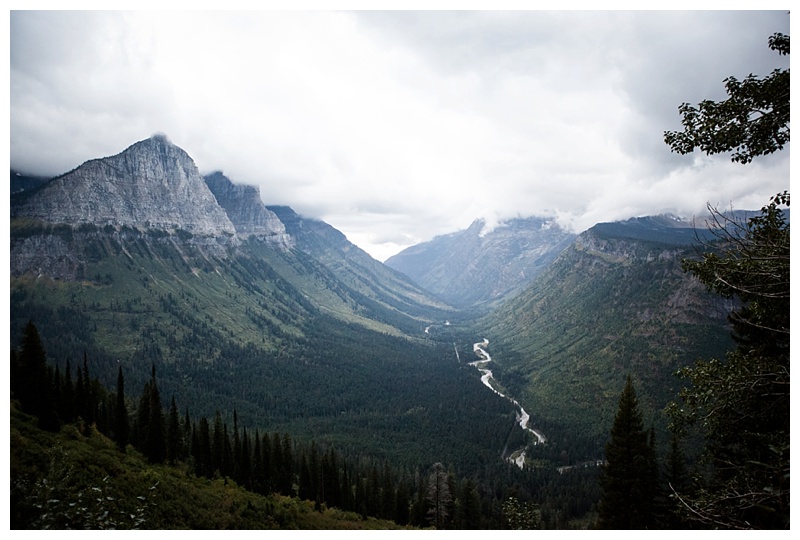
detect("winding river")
(469, 339), (546, 469)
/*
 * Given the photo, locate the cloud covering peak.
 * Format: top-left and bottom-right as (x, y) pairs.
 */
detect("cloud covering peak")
(10, 10), (790, 261)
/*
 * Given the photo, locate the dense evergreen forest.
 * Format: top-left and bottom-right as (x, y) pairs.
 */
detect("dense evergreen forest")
(11, 320), (609, 529)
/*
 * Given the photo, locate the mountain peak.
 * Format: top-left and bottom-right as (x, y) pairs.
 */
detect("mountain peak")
(12, 136), (236, 236)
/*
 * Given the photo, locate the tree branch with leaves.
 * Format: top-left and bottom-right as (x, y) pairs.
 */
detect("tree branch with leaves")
(664, 31), (790, 530)
(664, 33), (789, 164)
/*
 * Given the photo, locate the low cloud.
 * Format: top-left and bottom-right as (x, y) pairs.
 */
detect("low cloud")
(10, 10), (790, 261)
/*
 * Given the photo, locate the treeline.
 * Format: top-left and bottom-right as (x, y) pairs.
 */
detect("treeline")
(10, 320), (539, 529)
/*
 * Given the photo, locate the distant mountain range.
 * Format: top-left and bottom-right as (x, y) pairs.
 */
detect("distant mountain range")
(385, 217), (576, 308)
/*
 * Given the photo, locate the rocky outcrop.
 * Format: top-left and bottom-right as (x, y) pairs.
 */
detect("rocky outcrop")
(12, 134), (236, 237)
(204, 172), (293, 247)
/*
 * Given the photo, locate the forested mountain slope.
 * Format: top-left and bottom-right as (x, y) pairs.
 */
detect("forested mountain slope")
(477, 217), (736, 458)
(267, 204), (453, 327)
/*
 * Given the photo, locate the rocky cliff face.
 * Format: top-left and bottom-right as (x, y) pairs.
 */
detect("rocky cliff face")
(385, 217), (576, 307)
(204, 171), (293, 247)
(9, 135), (310, 279)
(12, 134), (236, 236)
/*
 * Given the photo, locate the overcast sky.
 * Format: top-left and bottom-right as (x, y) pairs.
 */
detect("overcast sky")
(9, 9), (791, 261)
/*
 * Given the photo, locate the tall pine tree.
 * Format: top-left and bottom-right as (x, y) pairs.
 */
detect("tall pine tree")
(597, 375), (658, 529)
(166, 396), (181, 464)
(115, 366), (129, 451)
(14, 321), (59, 431)
(137, 365), (166, 464)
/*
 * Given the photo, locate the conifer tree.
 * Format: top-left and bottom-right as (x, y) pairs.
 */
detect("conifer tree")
(74, 363), (86, 423)
(189, 422), (199, 475)
(115, 366), (129, 451)
(80, 353), (95, 425)
(240, 427), (253, 489)
(133, 380), (151, 450)
(411, 470), (429, 527)
(597, 375), (657, 529)
(222, 423), (233, 479)
(322, 448), (341, 510)
(279, 433), (294, 496)
(15, 321), (58, 430)
(252, 430), (264, 494)
(426, 462), (453, 529)
(62, 359), (75, 423)
(261, 432), (273, 494)
(232, 409), (242, 482)
(10, 349), (20, 404)
(381, 461), (395, 520)
(166, 396), (181, 463)
(299, 454), (313, 501)
(271, 432), (284, 492)
(455, 479), (482, 529)
(182, 407), (192, 461)
(134, 365), (166, 464)
(366, 465), (380, 518)
(196, 416), (211, 478)
(394, 478), (412, 526)
(211, 411), (225, 476)
(309, 441), (321, 505)
(52, 365), (63, 419)
(15, 321), (46, 412)
(663, 431), (689, 528)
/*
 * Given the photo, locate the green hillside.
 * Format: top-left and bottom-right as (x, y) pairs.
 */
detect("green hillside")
(10, 405), (410, 530)
(477, 227), (734, 458)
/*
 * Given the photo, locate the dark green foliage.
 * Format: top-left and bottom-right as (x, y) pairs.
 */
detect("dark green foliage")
(662, 431), (690, 528)
(165, 396), (181, 464)
(78, 355), (95, 425)
(211, 411), (225, 477)
(62, 360), (76, 423)
(666, 196), (789, 528)
(10, 318), (617, 528)
(195, 416), (211, 478)
(597, 376), (658, 529)
(12, 321), (59, 431)
(664, 33), (789, 164)
(426, 462), (453, 529)
(10, 406), (409, 530)
(663, 32), (789, 527)
(454, 478), (481, 529)
(139, 368), (166, 464)
(115, 367), (129, 451)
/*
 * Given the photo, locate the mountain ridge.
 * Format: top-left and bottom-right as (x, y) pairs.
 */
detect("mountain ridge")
(385, 216), (576, 307)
